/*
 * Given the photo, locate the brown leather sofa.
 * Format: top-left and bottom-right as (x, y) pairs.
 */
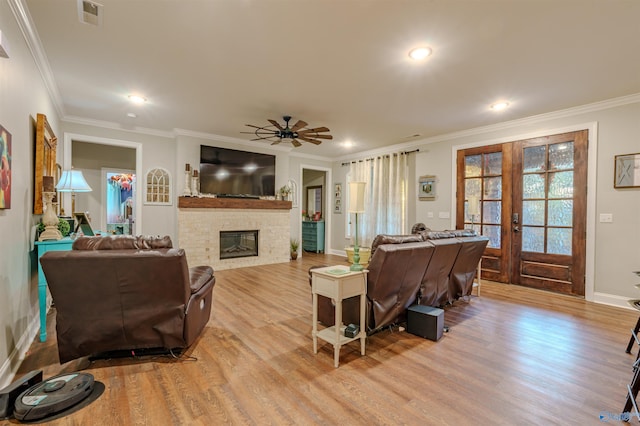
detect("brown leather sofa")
(40, 235), (215, 363)
(311, 225), (488, 334)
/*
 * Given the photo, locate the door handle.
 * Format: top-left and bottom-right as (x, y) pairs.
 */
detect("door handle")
(513, 226), (520, 233)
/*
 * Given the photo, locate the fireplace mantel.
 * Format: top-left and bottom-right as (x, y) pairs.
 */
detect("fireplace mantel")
(178, 196), (292, 210)
(178, 198), (291, 271)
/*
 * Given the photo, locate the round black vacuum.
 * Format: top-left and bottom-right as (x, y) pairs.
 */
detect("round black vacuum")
(13, 372), (94, 421)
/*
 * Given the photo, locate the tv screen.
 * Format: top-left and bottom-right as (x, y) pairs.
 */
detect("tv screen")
(199, 145), (276, 196)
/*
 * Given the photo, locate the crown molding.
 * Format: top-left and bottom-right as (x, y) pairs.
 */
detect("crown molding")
(9, 0), (66, 119)
(335, 92), (640, 162)
(63, 115), (175, 139)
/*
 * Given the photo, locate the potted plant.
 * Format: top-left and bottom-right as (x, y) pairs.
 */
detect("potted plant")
(290, 238), (299, 260)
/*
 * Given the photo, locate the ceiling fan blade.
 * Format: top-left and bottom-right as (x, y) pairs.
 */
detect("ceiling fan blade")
(303, 134), (333, 140)
(270, 140), (282, 145)
(290, 120), (308, 132)
(297, 136), (322, 145)
(251, 136), (277, 141)
(245, 124), (264, 129)
(268, 119), (284, 131)
(298, 126), (330, 133)
(291, 139), (302, 147)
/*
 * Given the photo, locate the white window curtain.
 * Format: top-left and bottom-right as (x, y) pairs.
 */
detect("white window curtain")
(349, 152), (408, 247)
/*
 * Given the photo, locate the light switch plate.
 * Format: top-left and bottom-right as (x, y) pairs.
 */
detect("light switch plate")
(438, 211), (450, 219)
(427, 212), (434, 218)
(599, 213), (613, 223)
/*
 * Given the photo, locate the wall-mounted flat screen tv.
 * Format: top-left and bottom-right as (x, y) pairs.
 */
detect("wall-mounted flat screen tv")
(199, 145), (276, 196)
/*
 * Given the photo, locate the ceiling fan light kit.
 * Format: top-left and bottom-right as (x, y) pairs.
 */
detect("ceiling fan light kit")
(243, 115), (332, 147)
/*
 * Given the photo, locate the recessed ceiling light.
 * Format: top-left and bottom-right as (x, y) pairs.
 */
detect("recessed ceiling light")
(490, 101), (510, 111)
(408, 47), (432, 61)
(126, 112), (137, 118)
(128, 95), (146, 104)
(343, 140), (354, 148)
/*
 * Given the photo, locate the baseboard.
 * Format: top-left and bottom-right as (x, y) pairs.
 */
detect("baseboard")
(327, 248), (348, 257)
(0, 312), (41, 390)
(593, 292), (635, 310)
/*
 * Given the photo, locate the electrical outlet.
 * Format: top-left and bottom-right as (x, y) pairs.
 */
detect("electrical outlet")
(599, 213), (613, 223)
(427, 212), (434, 218)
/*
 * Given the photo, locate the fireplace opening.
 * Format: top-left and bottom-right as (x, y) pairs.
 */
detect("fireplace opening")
(220, 230), (258, 260)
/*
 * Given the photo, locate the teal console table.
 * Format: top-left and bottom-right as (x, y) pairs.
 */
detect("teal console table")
(34, 237), (73, 341)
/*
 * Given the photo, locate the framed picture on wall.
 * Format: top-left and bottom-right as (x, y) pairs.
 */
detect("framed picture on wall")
(418, 175), (436, 200)
(334, 182), (342, 213)
(614, 153), (640, 188)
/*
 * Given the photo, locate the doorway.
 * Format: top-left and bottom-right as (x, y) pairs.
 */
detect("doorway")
(300, 166), (331, 255)
(103, 169), (136, 234)
(456, 130), (588, 296)
(63, 133), (142, 233)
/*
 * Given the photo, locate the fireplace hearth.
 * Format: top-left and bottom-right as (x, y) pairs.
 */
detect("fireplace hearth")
(220, 230), (258, 260)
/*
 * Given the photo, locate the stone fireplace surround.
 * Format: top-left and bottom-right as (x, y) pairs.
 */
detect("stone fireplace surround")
(177, 197), (291, 271)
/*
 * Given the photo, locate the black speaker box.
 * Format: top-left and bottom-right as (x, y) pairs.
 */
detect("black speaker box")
(407, 305), (444, 341)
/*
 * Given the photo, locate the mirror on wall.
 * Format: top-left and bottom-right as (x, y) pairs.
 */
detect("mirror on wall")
(307, 185), (322, 218)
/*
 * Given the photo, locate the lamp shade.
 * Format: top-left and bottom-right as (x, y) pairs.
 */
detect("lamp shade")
(348, 182), (366, 213)
(56, 170), (92, 192)
(467, 195), (480, 216)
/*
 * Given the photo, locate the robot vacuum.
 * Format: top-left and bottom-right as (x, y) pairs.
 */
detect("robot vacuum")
(13, 372), (95, 421)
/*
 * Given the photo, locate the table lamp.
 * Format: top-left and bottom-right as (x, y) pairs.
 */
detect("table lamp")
(349, 181), (366, 272)
(56, 169), (92, 214)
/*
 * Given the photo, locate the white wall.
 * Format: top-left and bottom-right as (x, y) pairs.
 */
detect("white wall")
(410, 99), (640, 304)
(0, 1), (61, 387)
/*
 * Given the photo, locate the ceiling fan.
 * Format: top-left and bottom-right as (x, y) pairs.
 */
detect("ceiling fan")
(242, 115), (332, 147)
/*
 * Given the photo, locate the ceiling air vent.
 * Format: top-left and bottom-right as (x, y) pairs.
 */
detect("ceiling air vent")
(77, 0), (103, 26)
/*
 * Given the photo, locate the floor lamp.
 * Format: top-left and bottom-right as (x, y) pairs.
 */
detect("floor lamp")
(56, 169), (93, 216)
(349, 182), (366, 272)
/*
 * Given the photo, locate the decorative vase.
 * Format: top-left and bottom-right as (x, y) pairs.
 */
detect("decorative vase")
(183, 170), (191, 196)
(291, 251), (298, 260)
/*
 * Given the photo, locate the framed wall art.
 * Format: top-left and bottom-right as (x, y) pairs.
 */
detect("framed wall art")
(0, 124), (11, 209)
(334, 182), (342, 213)
(614, 153), (640, 188)
(34, 113), (57, 214)
(418, 175), (436, 200)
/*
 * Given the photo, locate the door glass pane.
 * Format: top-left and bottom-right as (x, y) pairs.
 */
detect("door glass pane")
(548, 228), (572, 255)
(523, 146), (546, 172)
(465, 178), (481, 198)
(548, 200), (573, 227)
(549, 142), (574, 171)
(484, 152), (502, 175)
(522, 226), (544, 253)
(522, 200), (545, 226)
(484, 177), (502, 199)
(548, 171), (573, 198)
(482, 225), (501, 249)
(465, 155), (482, 177)
(482, 201), (501, 224)
(523, 174), (545, 199)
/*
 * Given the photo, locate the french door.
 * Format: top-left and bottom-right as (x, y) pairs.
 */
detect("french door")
(456, 130), (588, 296)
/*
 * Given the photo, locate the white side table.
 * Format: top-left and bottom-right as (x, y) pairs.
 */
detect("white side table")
(311, 265), (367, 367)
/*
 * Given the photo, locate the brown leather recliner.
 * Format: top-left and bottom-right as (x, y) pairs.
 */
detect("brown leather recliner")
(40, 235), (215, 363)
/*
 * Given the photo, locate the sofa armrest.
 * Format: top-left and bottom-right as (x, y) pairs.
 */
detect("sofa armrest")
(189, 266), (214, 294)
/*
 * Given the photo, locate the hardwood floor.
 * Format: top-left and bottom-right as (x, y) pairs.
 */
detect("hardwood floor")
(12, 252), (640, 425)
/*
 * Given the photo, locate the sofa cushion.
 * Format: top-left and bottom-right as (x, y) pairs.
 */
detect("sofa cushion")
(371, 234), (424, 256)
(445, 229), (478, 237)
(423, 231), (456, 240)
(73, 235), (173, 250)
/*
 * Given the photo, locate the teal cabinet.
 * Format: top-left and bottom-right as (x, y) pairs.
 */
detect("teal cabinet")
(302, 221), (325, 253)
(35, 238), (73, 341)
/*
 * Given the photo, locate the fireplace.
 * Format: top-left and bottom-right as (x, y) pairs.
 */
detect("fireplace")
(220, 230), (258, 260)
